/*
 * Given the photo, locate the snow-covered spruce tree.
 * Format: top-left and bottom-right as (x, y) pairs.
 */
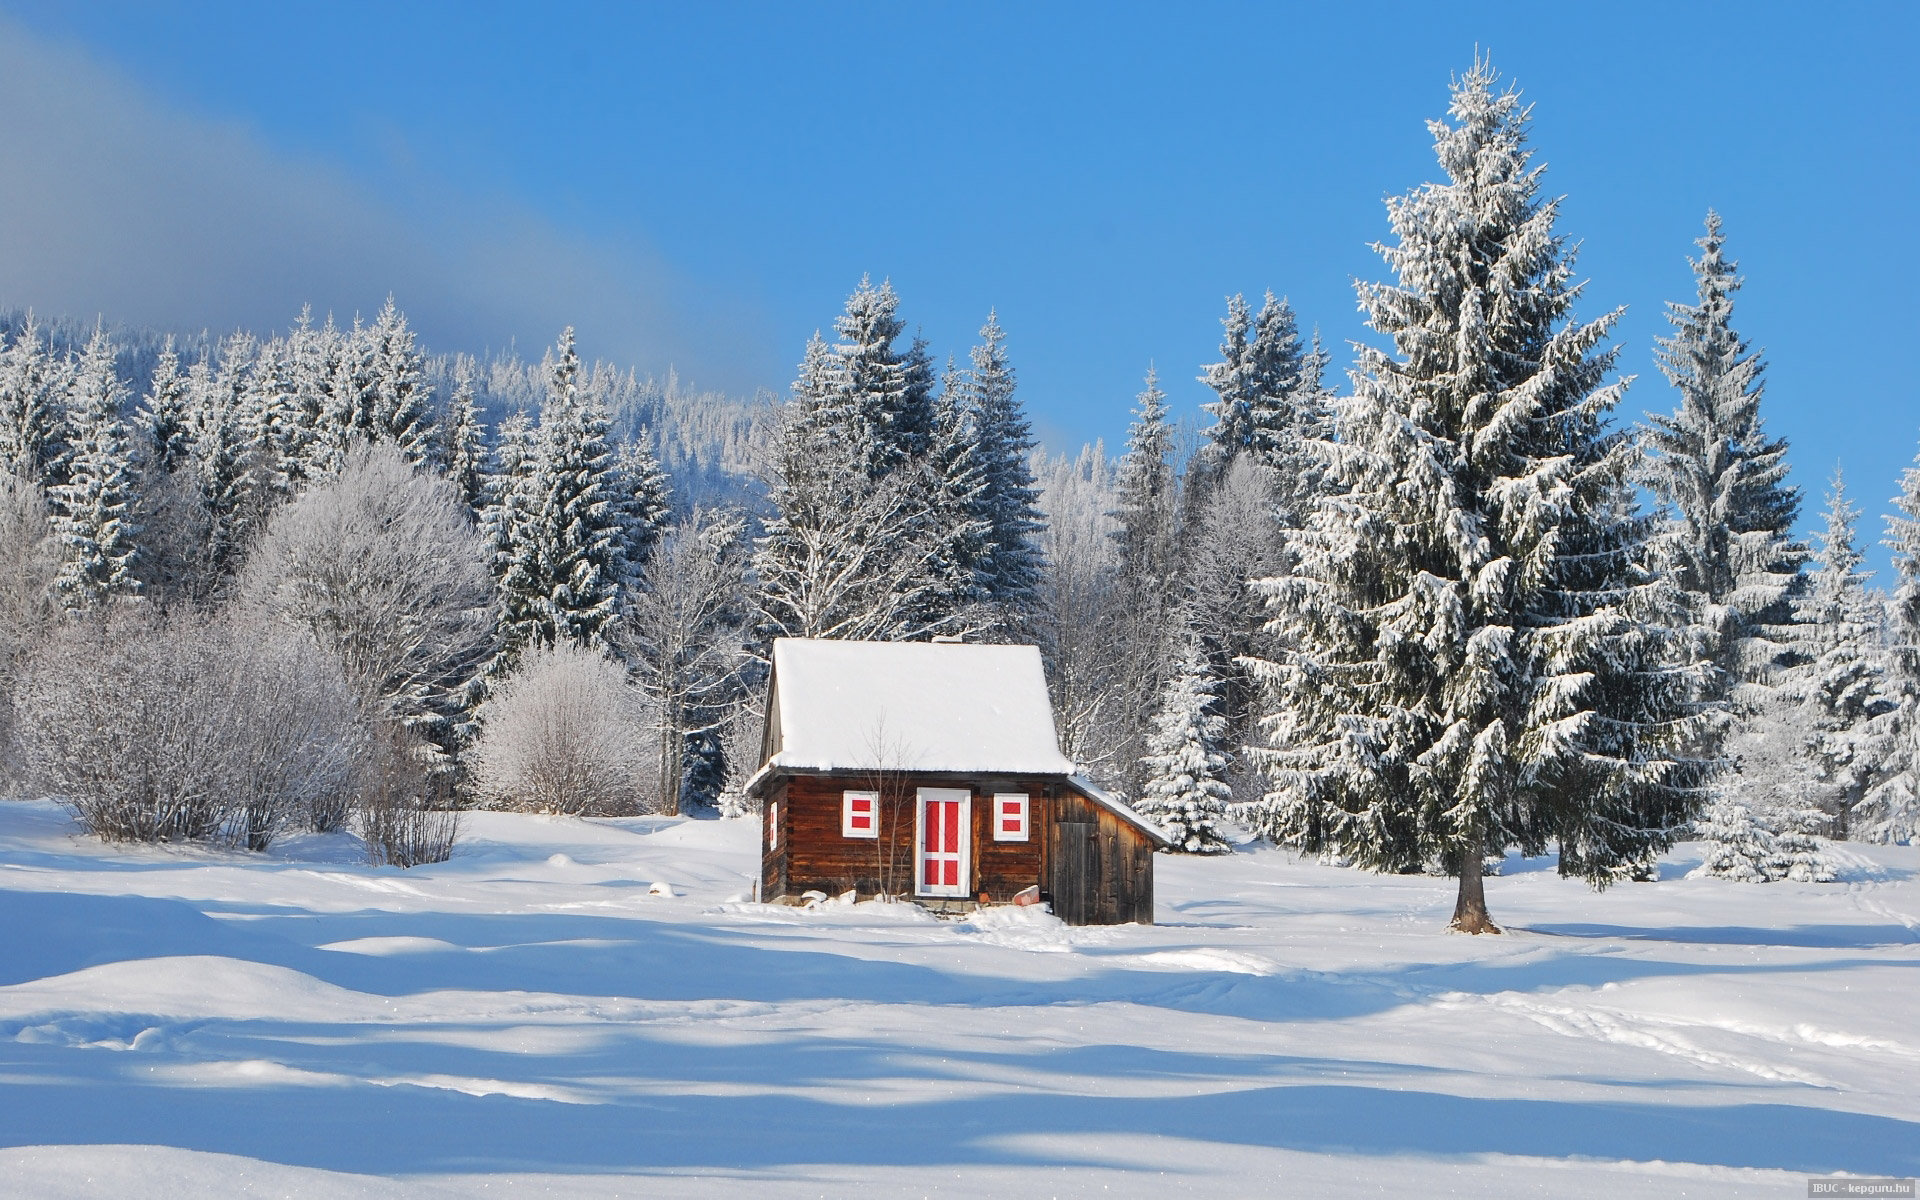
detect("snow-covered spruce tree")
(753, 368), (985, 644)
(138, 337), (193, 475)
(1854, 439), (1920, 843)
(961, 312), (1044, 614)
(0, 315), (72, 483)
(492, 329), (628, 662)
(1691, 792), (1777, 882)
(1643, 212), (1807, 716)
(1113, 367), (1179, 597)
(753, 285), (992, 645)
(1244, 61), (1713, 932)
(610, 437), (673, 579)
(236, 334), (297, 510)
(832, 276), (930, 477)
(1790, 472), (1898, 834)
(924, 357), (993, 613)
(1106, 367), (1182, 799)
(184, 334), (255, 575)
(1196, 293), (1257, 483)
(443, 368), (488, 518)
(363, 296), (437, 465)
(1201, 292), (1315, 469)
(1137, 634), (1235, 853)
(284, 307), (338, 479)
(47, 329), (140, 608)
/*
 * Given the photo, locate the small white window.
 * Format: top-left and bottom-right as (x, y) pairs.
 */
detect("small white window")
(842, 790), (879, 838)
(768, 800), (779, 851)
(993, 793), (1029, 842)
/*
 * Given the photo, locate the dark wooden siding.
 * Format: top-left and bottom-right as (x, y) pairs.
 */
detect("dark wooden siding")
(761, 772), (1153, 924)
(1045, 790), (1154, 925)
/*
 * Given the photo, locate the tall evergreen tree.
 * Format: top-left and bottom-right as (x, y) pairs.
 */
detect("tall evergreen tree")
(962, 312), (1044, 613)
(1105, 367), (1183, 798)
(1112, 367), (1178, 592)
(1643, 212), (1807, 713)
(1855, 440), (1920, 842)
(610, 437), (673, 578)
(1199, 294), (1257, 465)
(1788, 472), (1898, 833)
(237, 334), (297, 508)
(493, 330), (628, 661)
(1137, 634), (1235, 854)
(284, 307), (337, 480)
(1199, 291), (1326, 498)
(754, 285), (991, 646)
(0, 315), (71, 482)
(1243, 61), (1712, 932)
(137, 337), (193, 475)
(443, 368), (488, 518)
(365, 296), (437, 464)
(47, 329), (140, 607)
(831, 277), (928, 475)
(186, 334), (255, 573)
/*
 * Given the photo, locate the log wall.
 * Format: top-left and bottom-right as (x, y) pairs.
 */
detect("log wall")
(759, 772), (1155, 924)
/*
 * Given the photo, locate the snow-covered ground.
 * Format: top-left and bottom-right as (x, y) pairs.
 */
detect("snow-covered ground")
(1, 800), (1915, 1198)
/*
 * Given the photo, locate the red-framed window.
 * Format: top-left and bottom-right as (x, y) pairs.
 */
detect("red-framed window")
(842, 790), (879, 838)
(993, 792), (1029, 842)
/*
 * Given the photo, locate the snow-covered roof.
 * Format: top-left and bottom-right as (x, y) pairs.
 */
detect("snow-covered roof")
(762, 638), (1077, 777)
(1066, 774), (1174, 848)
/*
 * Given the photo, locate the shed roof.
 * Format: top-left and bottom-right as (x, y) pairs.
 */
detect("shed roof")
(763, 638), (1077, 776)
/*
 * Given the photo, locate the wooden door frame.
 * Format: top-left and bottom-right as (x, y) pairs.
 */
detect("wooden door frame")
(914, 787), (971, 898)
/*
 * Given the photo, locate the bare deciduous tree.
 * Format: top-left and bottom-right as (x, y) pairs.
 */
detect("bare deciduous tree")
(621, 508), (750, 814)
(358, 723), (460, 867)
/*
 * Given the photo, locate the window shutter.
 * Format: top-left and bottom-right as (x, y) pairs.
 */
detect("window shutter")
(993, 793), (1029, 842)
(842, 790), (879, 838)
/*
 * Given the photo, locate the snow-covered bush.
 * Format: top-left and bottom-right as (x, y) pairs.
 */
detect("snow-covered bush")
(470, 641), (658, 815)
(238, 445), (494, 747)
(14, 611), (365, 849)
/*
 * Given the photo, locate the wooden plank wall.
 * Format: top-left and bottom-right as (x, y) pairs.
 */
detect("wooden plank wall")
(761, 773), (1154, 924)
(1048, 791), (1155, 926)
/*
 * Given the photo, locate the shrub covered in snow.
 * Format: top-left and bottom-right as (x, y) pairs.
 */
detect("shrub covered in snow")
(14, 611), (364, 849)
(470, 641), (658, 816)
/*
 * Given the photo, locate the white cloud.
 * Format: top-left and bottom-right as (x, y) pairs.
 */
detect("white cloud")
(0, 20), (778, 392)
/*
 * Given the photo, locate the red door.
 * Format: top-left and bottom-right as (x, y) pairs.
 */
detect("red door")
(916, 788), (970, 898)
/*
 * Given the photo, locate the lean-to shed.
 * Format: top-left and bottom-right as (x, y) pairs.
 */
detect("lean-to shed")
(745, 637), (1169, 925)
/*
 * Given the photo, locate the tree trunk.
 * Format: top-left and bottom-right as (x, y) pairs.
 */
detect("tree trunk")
(660, 709), (683, 817)
(1450, 856), (1500, 934)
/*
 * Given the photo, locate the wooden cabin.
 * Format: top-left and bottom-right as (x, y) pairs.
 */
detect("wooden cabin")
(745, 638), (1169, 925)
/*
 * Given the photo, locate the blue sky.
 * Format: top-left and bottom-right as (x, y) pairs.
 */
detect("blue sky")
(0, 2), (1914, 577)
